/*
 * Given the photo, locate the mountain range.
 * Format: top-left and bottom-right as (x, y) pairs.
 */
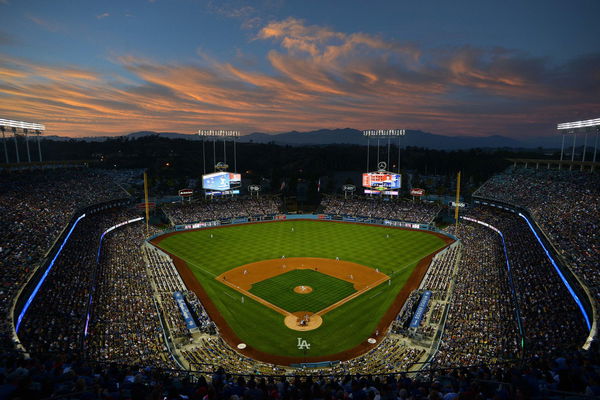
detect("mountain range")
(43, 128), (562, 150)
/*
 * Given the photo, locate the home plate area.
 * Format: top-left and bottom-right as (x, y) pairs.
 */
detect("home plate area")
(284, 312), (323, 331)
(215, 257), (389, 331)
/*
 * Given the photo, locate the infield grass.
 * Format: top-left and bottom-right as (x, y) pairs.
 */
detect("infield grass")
(249, 269), (356, 313)
(155, 220), (447, 359)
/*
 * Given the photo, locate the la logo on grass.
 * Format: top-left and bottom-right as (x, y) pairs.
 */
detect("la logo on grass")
(297, 337), (311, 350)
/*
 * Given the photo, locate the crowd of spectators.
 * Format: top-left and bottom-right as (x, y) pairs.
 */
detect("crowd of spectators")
(159, 293), (189, 340)
(2, 349), (599, 399)
(0, 168), (138, 349)
(321, 196), (441, 224)
(163, 197), (281, 224)
(16, 209), (138, 355)
(435, 221), (520, 368)
(383, 245), (459, 358)
(144, 246), (216, 339)
(420, 245), (459, 301)
(392, 292), (423, 334)
(86, 223), (174, 369)
(474, 168), (600, 305)
(332, 338), (426, 376)
(395, 246), (460, 342)
(183, 291), (215, 335)
(461, 207), (589, 357)
(181, 336), (286, 376)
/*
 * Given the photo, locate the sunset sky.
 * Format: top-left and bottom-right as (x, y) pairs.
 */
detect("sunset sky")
(1, 0), (599, 138)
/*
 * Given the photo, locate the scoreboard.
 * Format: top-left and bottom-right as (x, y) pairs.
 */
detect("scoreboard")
(202, 172), (241, 191)
(362, 172), (401, 190)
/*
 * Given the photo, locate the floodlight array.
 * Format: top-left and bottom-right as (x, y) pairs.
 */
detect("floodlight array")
(557, 118), (600, 131)
(198, 129), (240, 137)
(362, 129), (406, 137)
(0, 119), (45, 131)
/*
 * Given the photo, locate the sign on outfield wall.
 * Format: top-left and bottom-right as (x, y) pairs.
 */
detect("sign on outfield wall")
(384, 220), (421, 229)
(181, 221), (220, 230)
(179, 188), (194, 197)
(410, 188), (425, 196)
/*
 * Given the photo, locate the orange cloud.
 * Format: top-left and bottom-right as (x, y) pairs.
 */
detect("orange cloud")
(0, 19), (598, 138)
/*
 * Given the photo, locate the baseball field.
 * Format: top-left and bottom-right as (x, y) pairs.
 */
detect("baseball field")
(152, 220), (451, 365)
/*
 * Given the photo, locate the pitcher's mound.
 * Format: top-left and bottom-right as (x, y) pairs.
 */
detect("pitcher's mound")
(293, 285), (313, 294)
(284, 311), (323, 331)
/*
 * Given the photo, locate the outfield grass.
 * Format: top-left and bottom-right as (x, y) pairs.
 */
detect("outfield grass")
(249, 269), (356, 313)
(155, 220), (446, 359)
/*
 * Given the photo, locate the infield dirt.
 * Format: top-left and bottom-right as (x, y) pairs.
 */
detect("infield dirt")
(216, 257), (389, 318)
(217, 257), (387, 292)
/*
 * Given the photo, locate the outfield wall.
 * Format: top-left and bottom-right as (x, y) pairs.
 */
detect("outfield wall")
(148, 213), (457, 242)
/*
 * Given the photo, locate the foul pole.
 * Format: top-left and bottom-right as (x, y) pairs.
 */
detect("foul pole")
(454, 171), (461, 227)
(144, 171), (150, 236)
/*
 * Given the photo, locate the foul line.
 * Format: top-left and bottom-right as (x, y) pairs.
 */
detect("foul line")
(178, 259), (218, 279)
(387, 261), (419, 278)
(152, 243), (220, 279)
(316, 275), (390, 316)
(364, 261), (420, 300)
(223, 291), (238, 300)
(217, 277), (290, 316)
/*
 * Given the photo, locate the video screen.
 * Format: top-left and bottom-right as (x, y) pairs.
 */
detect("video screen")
(202, 172), (241, 191)
(362, 173), (401, 190)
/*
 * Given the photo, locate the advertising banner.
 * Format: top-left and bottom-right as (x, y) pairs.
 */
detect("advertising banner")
(173, 292), (198, 331)
(409, 290), (432, 329)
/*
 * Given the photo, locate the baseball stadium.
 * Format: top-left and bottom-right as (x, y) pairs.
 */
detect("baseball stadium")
(2, 120), (598, 399)
(1, 2), (600, 397)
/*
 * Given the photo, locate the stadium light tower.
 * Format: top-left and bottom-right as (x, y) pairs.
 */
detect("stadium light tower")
(198, 129), (240, 173)
(557, 117), (600, 171)
(362, 129), (406, 173)
(0, 119), (46, 164)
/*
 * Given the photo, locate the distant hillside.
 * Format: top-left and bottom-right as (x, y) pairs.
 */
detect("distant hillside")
(237, 128), (527, 149)
(42, 128), (561, 150)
